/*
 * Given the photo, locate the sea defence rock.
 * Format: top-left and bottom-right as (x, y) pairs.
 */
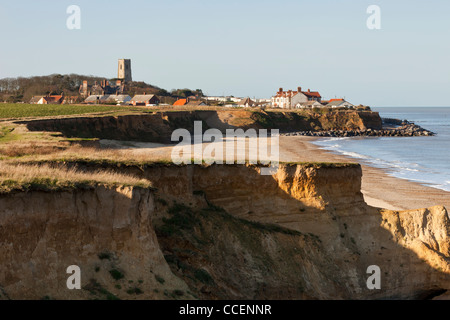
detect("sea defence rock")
(282, 125), (434, 137)
(0, 163), (449, 300)
(282, 117), (435, 137)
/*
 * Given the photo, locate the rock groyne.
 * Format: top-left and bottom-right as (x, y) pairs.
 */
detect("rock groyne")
(282, 118), (434, 137)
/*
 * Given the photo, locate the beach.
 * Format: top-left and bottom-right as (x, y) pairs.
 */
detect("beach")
(105, 135), (450, 212)
(279, 136), (450, 211)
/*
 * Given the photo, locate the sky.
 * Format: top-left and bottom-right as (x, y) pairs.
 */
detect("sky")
(0, 0), (449, 106)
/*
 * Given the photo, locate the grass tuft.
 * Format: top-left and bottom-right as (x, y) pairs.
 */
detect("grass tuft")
(0, 162), (152, 193)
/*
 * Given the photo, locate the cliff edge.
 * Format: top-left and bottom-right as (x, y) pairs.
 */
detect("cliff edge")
(0, 163), (449, 300)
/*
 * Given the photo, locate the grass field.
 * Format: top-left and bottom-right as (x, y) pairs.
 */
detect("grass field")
(0, 103), (131, 119)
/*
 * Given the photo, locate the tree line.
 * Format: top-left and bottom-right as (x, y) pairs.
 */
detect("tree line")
(0, 74), (205, 103)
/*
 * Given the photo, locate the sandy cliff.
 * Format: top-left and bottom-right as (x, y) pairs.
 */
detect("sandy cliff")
(0, 186), (191, 300)
(0, 163), (449, 299)
(20, 110), (382, 143)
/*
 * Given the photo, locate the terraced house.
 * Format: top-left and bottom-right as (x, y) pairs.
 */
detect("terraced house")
(272, 86), (322, 109)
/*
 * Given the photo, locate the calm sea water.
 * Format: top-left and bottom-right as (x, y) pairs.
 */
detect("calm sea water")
(312, 107), (450, 191)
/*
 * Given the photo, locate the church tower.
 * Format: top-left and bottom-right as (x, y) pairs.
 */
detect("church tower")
(118, 59), (132, 82)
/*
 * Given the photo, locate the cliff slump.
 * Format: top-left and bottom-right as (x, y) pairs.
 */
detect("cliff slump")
(131, 163), (450, 299)
(0, 163), (449, 300)
(20, 110), (382, 143)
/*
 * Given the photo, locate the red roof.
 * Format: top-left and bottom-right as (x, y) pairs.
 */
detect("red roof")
(173, 99), (187, 106)
(329, 98), (344, 102)
(303, 91), (321, 98)
(275, 88), (321, 99)
(43, 95), (63, 102)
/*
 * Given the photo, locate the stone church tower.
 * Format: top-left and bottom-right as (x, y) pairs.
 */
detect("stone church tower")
(118, 59), (132, 82)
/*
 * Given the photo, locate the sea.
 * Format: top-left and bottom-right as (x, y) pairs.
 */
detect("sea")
(311, 107), (450, 192)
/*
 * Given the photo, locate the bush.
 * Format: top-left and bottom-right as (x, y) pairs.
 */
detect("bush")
(109, 269), (125, 280)
(173, 290), (184, 296)
(194, 269), (214, 285)
(98, 252), (112, 260)
(155, 275), (165, 284)
(126, 287), (143, 295)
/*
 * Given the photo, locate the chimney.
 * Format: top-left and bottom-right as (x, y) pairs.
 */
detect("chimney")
(298, 87), (302, 92)
(308, 89), (311, 92)
(279, 88), (283, 93)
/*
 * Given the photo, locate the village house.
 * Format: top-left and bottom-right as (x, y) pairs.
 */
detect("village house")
(62, 96), (79, 104)
(29, 96), (43, 104)
(30, 93), (78, 105)
(30, 94), (65, 105)
(79, 79), (125, 98)
(84, 95), (106, 104)
(295, 100), (324, 109)
(186, 100), (207, 107)
(173, 98), (188, 106)
(84, 94), (131, 105)
(326, 98), (354, 108)
(272, 86), (322, 109)
(105, 94), (131, 105)
(204, 96), (242, 103)
(238, 97), (257, 108)
(130, 94), (160, 106)
(172, 98), (207, 107)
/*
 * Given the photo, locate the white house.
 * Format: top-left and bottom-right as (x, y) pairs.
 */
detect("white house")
(326, 99), (354, 108)
(104, 94), (132, 105)
(84, 94), (131, 105)
(204, 96), (242, 103)
(295, 101), (324, 109)
(272, 87), (322, 109)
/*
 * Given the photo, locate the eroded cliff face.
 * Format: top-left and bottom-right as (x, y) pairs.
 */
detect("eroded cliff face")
(20, 110), (382, 143)
(139, 163), (450, 299)
(0, 164), (449, 300)
(0, 186), (191, 300)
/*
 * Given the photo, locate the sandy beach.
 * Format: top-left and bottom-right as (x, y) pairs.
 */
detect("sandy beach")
(278, 136), (450, 211)
(102, 135), (450, 212)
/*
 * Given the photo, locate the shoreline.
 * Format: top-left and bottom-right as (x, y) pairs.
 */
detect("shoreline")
(278, 136), (450, 211)
(101, 135), (450, 212)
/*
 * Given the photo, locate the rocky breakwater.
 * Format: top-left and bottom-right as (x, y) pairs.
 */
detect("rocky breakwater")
(282, 118), (435, 137)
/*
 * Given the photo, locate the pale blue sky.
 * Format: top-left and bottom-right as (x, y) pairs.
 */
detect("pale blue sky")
(0, 0), (449, 106)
